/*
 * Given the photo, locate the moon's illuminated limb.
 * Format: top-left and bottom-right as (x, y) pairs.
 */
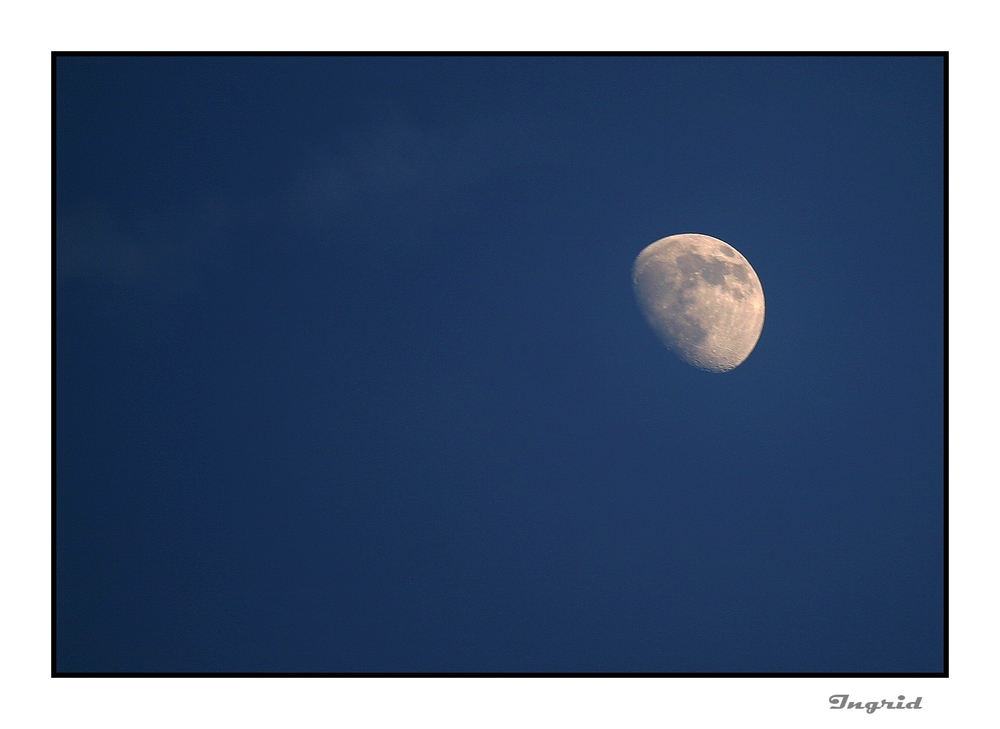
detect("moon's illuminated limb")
(633, 234), (765, 372)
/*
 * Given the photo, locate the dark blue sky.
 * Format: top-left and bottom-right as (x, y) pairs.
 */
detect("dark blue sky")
(55, 55), (943, 673)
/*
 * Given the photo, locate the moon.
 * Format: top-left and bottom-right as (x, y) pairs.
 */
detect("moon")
(633, 233), (765, 372)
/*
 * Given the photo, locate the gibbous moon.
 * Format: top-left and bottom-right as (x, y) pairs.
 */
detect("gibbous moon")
(633, 233), (765, 372)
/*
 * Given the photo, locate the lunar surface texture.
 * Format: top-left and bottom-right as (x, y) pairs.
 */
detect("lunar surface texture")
(633, 233), (765, 372)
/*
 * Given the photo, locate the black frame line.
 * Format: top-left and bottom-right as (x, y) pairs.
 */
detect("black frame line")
(51, 50), (948, 679)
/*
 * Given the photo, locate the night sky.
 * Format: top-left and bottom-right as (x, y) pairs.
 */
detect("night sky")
(55, 55), (944, 674)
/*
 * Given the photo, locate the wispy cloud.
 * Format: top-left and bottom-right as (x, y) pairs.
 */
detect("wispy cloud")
(57, 195), (233, 300)
(285, 112), (530, 234)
